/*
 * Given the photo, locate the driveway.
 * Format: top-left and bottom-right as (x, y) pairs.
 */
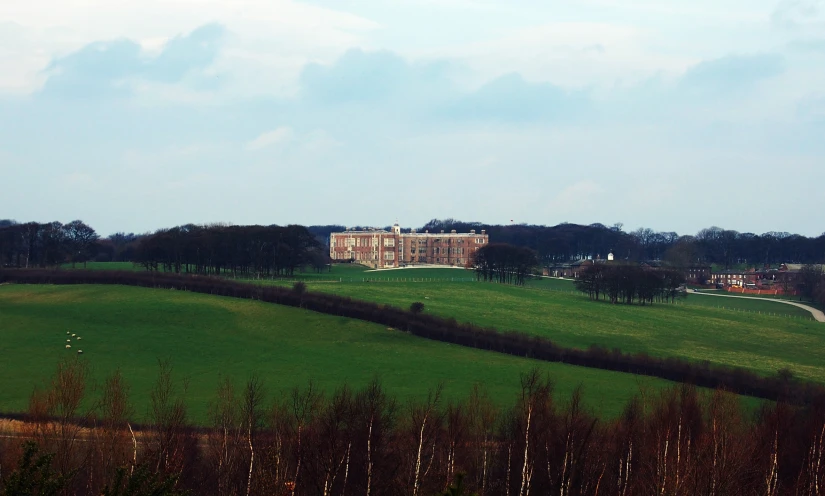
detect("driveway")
(687, 290), (825, 323)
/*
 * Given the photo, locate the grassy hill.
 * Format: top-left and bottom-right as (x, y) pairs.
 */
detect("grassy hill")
(273, 267), (825, 384)
(0, 284), (686, 423)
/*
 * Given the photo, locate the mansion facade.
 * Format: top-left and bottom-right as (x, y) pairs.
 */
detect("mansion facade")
(329, 224), (489, 269)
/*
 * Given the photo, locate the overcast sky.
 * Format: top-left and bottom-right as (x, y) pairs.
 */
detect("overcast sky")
(1, 0), (824, 236)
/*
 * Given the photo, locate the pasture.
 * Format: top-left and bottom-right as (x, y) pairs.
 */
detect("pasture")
(277, 266), (825, 384)
(0, 284), (683, 423)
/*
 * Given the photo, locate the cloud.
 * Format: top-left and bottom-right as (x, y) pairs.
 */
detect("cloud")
(299, 48), (455, 104)
(772, 0), (824, 28)
(298, 49), (591, 123)
(144, 23), (225, 83)
(445, 73), (590, 122)
(677, 53), (785, 96)
(40, 39), (143, 97)
(245, 127), (295, 151)
(39, 23), (225, 98)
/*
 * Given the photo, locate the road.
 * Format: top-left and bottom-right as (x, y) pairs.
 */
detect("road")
(687, 290), (825, 323)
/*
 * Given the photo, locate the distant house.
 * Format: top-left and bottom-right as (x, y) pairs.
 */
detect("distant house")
(544, 259), (598, 278)
(329, 223), (489, 269)
(642, 261), (710, 284)
(685, 265), (712, 284)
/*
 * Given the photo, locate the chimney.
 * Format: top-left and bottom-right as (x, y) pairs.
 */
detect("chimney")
(470, 229), (476, 234)
(451, 229), (456, 234)
(481, 230), (486, 235)
(425, 230), (429, 233)
(441, 230), (445, 234)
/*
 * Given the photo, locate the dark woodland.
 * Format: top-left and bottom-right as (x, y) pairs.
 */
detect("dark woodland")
(3, 360), (825, 496)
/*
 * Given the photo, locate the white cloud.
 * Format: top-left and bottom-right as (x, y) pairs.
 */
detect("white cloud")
(0, 0), (379, 95)
(245, 127), (294, 151)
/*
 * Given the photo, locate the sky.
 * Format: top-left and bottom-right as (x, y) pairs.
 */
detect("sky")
(1, 0), (824, 236)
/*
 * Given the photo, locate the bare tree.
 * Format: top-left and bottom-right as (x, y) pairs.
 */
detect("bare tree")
(95, 369), (135, 489)
(408, 384), (444, 496)
(242, 374), (266, 496)
(146, 359), (189, 479)
(289, 380), (322, 495)
(207, 377), (243, 496)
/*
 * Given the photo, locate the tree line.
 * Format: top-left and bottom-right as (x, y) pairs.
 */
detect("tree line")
(2, 268), (821, 406)
(133, 224), (327, 277)
(0, 220), (99, 269)
(4, 359), (825, 495)
(0, 220), (329, 277)
(574, 264), (686, 305)
(472, 243), (538, 286)
(421, 219), (825, 268)
(6, 217), (824, 271)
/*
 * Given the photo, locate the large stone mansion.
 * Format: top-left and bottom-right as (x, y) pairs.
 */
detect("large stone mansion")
(329, 224), (489, 269)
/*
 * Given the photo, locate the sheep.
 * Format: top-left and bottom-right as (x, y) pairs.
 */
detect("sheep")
(77, 350), (83, 354)
(67, 339), (71, 343)
(66, 331), (70, 335)
(71, 333), (76, 337)
(76, 337), (82, 340)
(65, 344), (71, 349)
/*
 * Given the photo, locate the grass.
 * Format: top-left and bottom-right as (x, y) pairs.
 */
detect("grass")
(272, 268), (825, 384)
(692, 289), (825, 311)
(0, 284), (688, 423)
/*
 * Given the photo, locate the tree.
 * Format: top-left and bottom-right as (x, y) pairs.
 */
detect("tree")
(410, 302), (425, 315)
(1, 442), (72, 496)
(472, 243), (538, 285)
(63, 220), (99, 268)
(798, 265), (824, 301)
(241, 375), (265, 496)
(100, 465), (189, 496)
(441, 473), (478, 496)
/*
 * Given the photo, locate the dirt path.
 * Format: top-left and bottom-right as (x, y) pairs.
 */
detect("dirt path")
(687, 290), (825, 322)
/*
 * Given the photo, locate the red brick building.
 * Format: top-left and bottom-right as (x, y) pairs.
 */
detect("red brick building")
(329, 223), (489, 269)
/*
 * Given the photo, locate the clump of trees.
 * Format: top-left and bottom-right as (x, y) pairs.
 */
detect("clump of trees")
(133, 224), (325, 278)
(798, 264), (825, 307)
(472, 243), (538, 286)
(5, 362), (825, 495)
(0, 220), (99, 269)
(574, 264), (686, 304)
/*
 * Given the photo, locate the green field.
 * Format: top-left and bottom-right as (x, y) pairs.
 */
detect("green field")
(275, 268), (825, 384)
(0, 284), (688, 423)
(40, 263), (825, 389)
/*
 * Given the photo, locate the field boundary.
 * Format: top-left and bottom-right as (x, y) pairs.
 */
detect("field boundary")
(2, 268), (823, 405)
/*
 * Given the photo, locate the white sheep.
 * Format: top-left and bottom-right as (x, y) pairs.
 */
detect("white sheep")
(71, 333), (76, 337)
(65, 344), (71, 349)
(77, 350), (83, 354)
(66, 331), (70, 335)
(76, 337), (82, 340)
(66, 339), (71, 343)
